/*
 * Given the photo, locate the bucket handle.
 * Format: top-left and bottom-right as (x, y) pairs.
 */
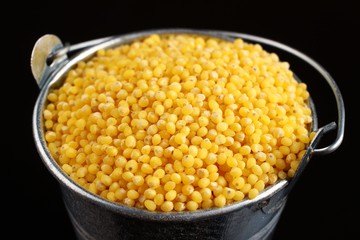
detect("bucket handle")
(31, 31), (345, 155)
(31, 34), (114, 89)
(220, 31), (345, 156)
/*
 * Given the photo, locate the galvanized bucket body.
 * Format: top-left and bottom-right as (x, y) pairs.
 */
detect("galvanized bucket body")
(61, 181), (288, 240)
(31, 29), (345, 240)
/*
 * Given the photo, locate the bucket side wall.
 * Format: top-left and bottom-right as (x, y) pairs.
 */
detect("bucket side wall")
(60, 184), (288, 240)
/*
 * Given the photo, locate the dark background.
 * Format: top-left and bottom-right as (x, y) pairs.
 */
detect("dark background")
(4, 0), (358, 239)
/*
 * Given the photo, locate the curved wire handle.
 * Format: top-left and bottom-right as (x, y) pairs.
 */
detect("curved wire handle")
(33, 29), (345, 156)
(218, 31), (345, 156)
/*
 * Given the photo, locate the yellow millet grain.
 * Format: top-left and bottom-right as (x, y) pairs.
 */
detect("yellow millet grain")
(43, 33), (314, 212)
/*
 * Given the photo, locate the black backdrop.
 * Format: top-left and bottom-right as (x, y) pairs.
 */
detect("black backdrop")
(4, 0), (358, 239)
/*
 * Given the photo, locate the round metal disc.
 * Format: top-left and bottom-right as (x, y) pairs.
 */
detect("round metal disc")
(31, 34), (63, 85)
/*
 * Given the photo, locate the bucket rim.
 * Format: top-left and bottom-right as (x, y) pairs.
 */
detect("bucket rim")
(32, 28), (322, 221)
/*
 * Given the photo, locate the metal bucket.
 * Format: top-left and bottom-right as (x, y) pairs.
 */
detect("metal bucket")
(31, 29), (345, 240)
